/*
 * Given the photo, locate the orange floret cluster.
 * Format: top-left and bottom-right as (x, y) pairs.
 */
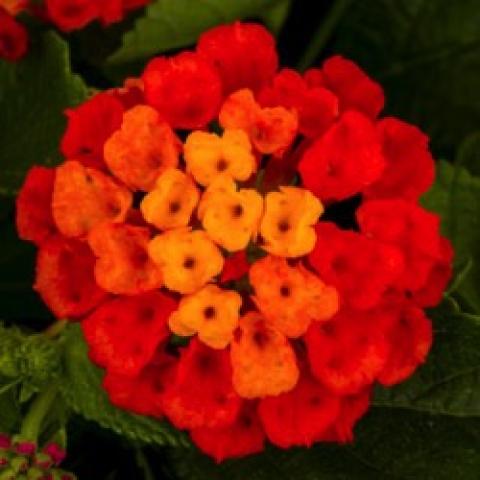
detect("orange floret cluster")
(16, 21), (452, 463)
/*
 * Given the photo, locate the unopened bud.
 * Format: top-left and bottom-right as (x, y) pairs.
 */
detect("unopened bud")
(42, 444), (65, 466)
(0, 436), (10, 451)
(13, 441), (36, 456)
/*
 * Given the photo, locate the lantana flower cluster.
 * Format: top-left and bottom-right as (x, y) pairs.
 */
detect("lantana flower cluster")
(0, 0), (150, 61)
(16, 21), (453, 462)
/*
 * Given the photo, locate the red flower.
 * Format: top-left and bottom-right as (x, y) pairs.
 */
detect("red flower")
(16, 166), (56, 246)
(309, 222), (404, 310)
(220, 250), (250, 283)
(122, 0), (150, 9)
(45, 0), (98, 32)
(97, 0), (123, 25)
(82, 291), (176, 375)
(197, 21), (278, 96)
(357, 198), (452, 301)
(142, 52), (222, 129)
(378, 299), (433, 386)
(190, 402), (265, 463)
(108, 78), (144, 110)
(258, 374), (341, 448)
(258, 68), (338, 138)
(0, 7), (28, 61)
(411, 237), (453, 307)
(319, 388), (371, 443)
(61, 93), (124, 170)
(305, 310), (390, 394)
(11, 20), (454, 462)
(318, 55), (384, 119)
(298, 111), (385, 201)
(365, 118), (435, 200)
(34, 235), (107, 318)
(162, 339), (242, 429)
(103, 348), (177, 418)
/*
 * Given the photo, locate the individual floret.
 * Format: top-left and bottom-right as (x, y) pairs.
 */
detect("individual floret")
(250, 255), (339, 337)
(168, 284), (242, 349)
(140, 168), (200, 230)
(104, 105), (181, 191)
(184, 129), (257, 187)
(198, 175), (263, 251)
(148, 229), (224, 294)
(259, 186), (323, 257)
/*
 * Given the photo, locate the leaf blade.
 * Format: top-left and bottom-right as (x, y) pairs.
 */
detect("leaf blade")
(107, 0), (284, 65)
(0, 31), (88, 193)
(59, 324), (190, 448)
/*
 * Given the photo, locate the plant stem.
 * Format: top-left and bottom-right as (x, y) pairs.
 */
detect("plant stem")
(0, 378), (21, 396)
(135, 448), (155, 480)
(44, 320), (67, 339)
(20, 383), (58, 442)
(297, 0), (353, 71)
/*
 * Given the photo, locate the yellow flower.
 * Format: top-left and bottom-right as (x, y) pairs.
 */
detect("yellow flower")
(104, 105), (181, 191)
(52, 160), (132, 238)
(168, 284), (242, 349)
(148, 229), (224, 294)
(250, 255), (339, 338)
(230, 311), (299, 398)
(184, 129), (256, 187)
(197, 175), (263, 251)
(260, 186), (323, 257)
(140, 168), (200, 230)
(219, 89), (298, 156)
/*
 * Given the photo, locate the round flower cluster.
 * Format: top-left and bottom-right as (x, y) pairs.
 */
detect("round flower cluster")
(16, 22), (453, 462)
(0, 0), (150, 61)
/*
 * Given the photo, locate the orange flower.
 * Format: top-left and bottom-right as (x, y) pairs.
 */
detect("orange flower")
(184, 129), (256, 187)
(140, 168), (200, 230)
(259, 186), (323, 257)
(250, 255), (339, 338)
(230, 311), (299, 398)
(169, 284), (242, 349)
(1, 0), (27, 15)
(148, 229), (224, 294)
(198, 175), (263, 251)
(52, 160), (132, 238)
(104, 105), (181, 191)
(88, 222), (163, 295)
(219, 88), (298, 155)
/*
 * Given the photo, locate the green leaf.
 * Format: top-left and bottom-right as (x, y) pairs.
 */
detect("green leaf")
(0, 31), (87, 193)
(59, 324), (190, 447)
(420, 160), (454, 234)
(108, 0), (286, 66)
(333, 0), (480, 156)
(0, 323), (61, 392)
(456, 131), (480, 177)
(373, 300), (480, 416)
(260, 0), (292, 36)
(0, 380), (21, 434)
(166, 442), (393, 480)
(166, 408), (480, 480)
(422, 155), (480, 313)
(448, 166), (480, 313)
